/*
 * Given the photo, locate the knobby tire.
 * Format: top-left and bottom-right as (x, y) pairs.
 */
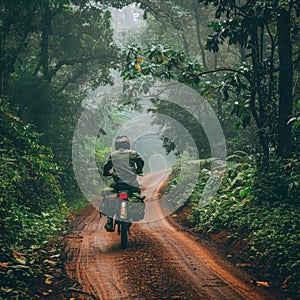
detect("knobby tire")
(120, 222), (128, 249)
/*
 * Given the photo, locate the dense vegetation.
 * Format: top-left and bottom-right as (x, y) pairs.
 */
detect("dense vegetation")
(0, 102), (71, 298)
(0, 0), (299, 298)
(120, 0), (300, 296)
(0, 0), (123, 297)
(166, 154), (300, 296)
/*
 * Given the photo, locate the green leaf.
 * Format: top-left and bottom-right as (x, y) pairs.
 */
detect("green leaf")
(239, 187), (251, 197)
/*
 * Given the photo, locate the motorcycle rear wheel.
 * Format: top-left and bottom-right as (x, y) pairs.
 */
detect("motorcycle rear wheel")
(120, 222), (128, 249)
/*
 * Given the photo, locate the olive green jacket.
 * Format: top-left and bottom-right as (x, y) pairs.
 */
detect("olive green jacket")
(103, 149), (144, 186)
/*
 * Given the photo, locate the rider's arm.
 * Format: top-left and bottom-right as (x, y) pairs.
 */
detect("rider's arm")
(134, 153), (144, 175)
(103, 156), (113, 176)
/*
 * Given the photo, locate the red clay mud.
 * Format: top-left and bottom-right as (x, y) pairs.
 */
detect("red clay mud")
(55, 171), (283, 299)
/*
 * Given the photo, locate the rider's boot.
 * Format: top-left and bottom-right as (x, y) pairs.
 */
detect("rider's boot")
(105, 217), (114, 232)
(127, 222), (132, 235)
(116, 220), (121, 235)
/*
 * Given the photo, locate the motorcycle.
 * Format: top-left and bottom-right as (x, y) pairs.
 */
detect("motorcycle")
(116, 185), (131, 249)
(100, 182), (145, 249)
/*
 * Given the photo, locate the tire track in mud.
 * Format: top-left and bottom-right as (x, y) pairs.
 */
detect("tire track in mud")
(60, 171), (281, 299)
(138, 172), (279, 300)
(63, 206), (133, 299)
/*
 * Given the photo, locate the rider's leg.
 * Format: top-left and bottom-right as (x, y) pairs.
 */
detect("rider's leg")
(105, 216), (114, 232)
(104, 182), (117, 232)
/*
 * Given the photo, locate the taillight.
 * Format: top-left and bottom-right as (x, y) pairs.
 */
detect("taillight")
(118, 193), (128, 200)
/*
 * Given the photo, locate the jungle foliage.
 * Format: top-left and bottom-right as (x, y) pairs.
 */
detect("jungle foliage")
(0, 0), (299, 297)
(0, 102), (71, 299)
(0, 0), (124, 297)
(120, 0), (300, 296)
(166, 154), (300, 296)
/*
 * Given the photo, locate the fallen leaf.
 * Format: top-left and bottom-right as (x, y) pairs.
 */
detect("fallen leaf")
(256, 281), (270, 288)
(48, 249), (57, 254)
(282, 275), (292, 289)
(17, 256), (27, 265)
(0, 262), (9, 268)
(43, 259), (57, 266)
(236, 263), (252, 267)
(45, 277), (53, 285)
(41, 289), (53, 296)
(13, 251), (25, 259)
(1, 287), (13, 293)
(45, 274), (54, 284)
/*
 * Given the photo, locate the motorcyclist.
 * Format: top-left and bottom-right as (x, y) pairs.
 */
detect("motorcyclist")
(103, 135), (144, 231)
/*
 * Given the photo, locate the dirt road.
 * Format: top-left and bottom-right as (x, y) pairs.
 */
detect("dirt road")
(61, 172), (281, 300)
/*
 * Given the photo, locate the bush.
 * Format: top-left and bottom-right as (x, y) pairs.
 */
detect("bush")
(0, 102), (70, 298)
(252, 153), (300, 205)
(167, 153), (300, 296)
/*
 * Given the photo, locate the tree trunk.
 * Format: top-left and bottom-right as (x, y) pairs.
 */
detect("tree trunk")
(277, 8), (293, 157)
(239, 45), (246, 63)
(0, 4), (33, 97)
(41, 3), (51, 82)
(194, 0), (208, 70)
(249, 25), (269, 157)
(182, 31), (189, 56)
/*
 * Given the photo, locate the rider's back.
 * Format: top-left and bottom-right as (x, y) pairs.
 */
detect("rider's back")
(111, 149), (140, 185)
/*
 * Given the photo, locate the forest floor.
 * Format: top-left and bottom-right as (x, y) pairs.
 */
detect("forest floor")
(43, 171), (287, 300)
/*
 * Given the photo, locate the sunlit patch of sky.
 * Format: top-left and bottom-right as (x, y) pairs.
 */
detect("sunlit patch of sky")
(110, 3), (146, 49)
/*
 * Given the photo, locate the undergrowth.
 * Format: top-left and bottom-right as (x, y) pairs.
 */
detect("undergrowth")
(167, 153), (300, 297)
(0, 103), (83, 299)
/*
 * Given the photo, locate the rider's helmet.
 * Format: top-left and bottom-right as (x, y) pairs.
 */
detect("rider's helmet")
(115, 135), (130, 150)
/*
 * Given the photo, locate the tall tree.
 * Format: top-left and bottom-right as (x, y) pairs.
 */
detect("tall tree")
(277, 6), (293, 157)
(1, 0), (134, 200)
(1, 0), (135, 99)
(0, 0), (39, 97)
(199, 0), (299, 158)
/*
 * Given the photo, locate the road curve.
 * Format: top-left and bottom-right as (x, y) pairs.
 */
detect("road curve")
(61, 171), (281, 300)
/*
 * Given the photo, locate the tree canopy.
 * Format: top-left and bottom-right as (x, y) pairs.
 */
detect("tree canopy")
(121, 0), (300, 160)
